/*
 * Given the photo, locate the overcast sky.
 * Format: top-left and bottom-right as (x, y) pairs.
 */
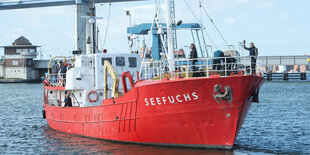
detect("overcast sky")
(0, 0), (309, 58)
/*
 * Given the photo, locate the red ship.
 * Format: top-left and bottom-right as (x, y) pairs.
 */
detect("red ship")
(42, 0), (264, 149)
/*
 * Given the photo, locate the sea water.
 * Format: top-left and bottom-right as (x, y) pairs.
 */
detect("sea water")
(0, 81), (309, 154)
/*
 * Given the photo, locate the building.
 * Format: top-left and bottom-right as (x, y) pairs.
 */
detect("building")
(0, 36), (46, 82)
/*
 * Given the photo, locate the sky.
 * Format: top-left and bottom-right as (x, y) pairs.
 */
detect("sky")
(0, 0), (309, 58)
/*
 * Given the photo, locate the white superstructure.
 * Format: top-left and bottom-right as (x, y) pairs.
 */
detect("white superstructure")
(47, 53), (140, 107)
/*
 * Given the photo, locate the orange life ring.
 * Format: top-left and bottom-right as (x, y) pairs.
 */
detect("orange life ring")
(87, 90), (98, 102)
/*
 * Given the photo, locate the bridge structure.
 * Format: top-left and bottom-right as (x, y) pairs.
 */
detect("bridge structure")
(127, 23), (203, 60)
(0, 0), (143, 53)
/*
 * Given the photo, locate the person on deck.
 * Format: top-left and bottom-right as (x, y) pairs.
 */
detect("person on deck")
(51, 61), (60, 83)
(58, 61), (67, 86)
(59, 61), (67, 78)
(189, 43), (198, 63)
(189, 43), (199, 77)
(175, 49), (186, 59)
(243, 40), (258, 72)
(59, 61), (67, 74)
(67, 63), (72, 70)
(64, 94), (72, 107)
(213, 50), (224, 70)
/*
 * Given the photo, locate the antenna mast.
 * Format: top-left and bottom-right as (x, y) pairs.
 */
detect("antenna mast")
(90, 0), (96, 54)
(165, 0), (175, 63)
(82, 0), (102, 54)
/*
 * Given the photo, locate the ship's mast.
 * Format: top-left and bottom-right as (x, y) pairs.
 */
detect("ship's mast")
(82, 0), (102, 87)
(83, 0), (102, 55)
(90, 1), (96, 54)
(165, 0), (175, 71)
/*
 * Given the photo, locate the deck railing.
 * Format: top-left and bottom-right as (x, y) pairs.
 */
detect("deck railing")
(46, 73), (66, 87)
(140, 56), (263, 80)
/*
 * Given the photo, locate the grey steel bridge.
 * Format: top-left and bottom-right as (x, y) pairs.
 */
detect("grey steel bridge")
(0, 0), (142, 53)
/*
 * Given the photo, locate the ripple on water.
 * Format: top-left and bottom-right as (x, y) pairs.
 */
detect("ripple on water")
(0, 82), (309, 154)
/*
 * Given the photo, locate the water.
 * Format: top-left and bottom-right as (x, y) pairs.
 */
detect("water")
(0, 82), (309, 154)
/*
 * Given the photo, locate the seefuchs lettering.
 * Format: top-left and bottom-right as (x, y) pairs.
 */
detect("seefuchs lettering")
(145, 92), (199, 106)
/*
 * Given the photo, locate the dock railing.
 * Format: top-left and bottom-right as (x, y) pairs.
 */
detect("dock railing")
(258, 55), (309, 66)
(141, 56), (263, 80)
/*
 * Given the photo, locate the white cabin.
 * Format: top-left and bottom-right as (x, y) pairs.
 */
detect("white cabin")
(47, 53), (140, 107)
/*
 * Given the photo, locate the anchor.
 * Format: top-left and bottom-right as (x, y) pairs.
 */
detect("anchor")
(213, 84), (233, 103)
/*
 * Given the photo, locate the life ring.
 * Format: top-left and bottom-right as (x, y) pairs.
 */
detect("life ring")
(87, 90), (98, 102)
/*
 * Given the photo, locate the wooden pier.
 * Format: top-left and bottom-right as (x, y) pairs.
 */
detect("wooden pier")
(264, 72), (307, 81)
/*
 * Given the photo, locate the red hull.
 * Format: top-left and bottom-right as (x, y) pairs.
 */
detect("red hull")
(43, 75), (264, 149)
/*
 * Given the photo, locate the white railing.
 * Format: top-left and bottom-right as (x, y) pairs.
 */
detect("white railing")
(140, 56), (263, 80)
(46, 73), (66, 87)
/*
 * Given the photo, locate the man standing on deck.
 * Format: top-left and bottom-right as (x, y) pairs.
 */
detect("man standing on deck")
(189, 43), (199, 77)
(189, 43), (198, 62)
(51, 61), (60, 83)
(243, 40), (258, 72)
(58, 60), (67, 85)
(59, 60), (67, 74)
(64, 94), (72, 107)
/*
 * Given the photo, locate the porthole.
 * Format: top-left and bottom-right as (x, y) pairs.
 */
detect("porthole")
(116, 57), (125, 66)
(99, 92), (103, 96)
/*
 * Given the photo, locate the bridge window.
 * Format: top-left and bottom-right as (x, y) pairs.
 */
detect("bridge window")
(128, 57), (137, 68)
(101, 57), (112, 66)
(116, 57), (125, 67)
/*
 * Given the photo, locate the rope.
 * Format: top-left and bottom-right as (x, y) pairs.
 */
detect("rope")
(102, 3), (111, 49)
(183, 0), (217, 49)
(155, 18), (168, 59)
(74, 17), (86, 51)
(198, 0), (231, 50)
(139, 0), (162, 76)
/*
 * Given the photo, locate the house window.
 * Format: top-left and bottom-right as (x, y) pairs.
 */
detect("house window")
(27, 60), (33, 66)
(101, 57), (112, 66)
(115, 57), (125, 66)
(12, 60), (18, 66)
(16, 49), (22, 53)
(29, 49), (35, 53)
(22, 49), (28, 53)
(128, 57), (137, 68)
